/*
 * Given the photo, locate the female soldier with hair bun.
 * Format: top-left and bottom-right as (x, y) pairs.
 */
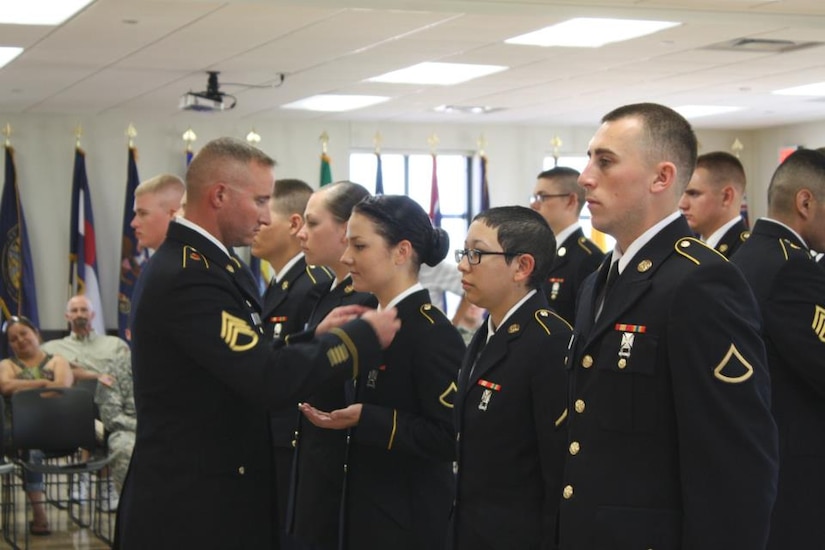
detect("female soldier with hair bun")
(300, 194), (465, 550)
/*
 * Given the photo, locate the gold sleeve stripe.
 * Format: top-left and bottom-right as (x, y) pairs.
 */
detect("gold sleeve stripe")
(554, 408), (568, 427)
(329, 328), (359, 379)
(779, 239), (791, 261)
(306, 267), (318, 285)
(387, 408), (398, 450)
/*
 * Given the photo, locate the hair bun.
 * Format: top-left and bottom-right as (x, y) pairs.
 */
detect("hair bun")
(424, 227), (450, 267)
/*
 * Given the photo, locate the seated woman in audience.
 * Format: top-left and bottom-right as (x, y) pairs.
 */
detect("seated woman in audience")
(300, 195), (465, 549)
(288, 181), (378, 550)
(0, 316), (74, 536)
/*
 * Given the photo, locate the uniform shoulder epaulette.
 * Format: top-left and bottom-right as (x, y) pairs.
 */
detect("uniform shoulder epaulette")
(534, 308), (573, 334)
(419, 303), (447, 325)
(739, 230), (750, 242)
(778, 238), (810, 261)
(182, 245), (210, 269)
(305, 264), (332, 284)
(674, 237), (727, 265)
(577, 236), (599, 255)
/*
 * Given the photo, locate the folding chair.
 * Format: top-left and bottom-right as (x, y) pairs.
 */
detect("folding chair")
(10, 387), (114, 548)
(0, 398), (19, 549)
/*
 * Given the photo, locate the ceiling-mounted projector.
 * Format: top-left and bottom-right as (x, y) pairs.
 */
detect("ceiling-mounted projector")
(179, 71), (237, 112)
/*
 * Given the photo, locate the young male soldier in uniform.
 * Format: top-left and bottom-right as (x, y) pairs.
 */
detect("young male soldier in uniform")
(731, 148), (825, 549)
(115, 137), (399, 550)
(251, 178), (332, 548)
(678, 151), (750, 257)
(530, 167), (604, 324)
(559, 103), (778, 550)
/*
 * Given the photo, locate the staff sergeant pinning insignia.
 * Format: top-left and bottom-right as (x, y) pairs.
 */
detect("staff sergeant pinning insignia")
(220, 311), (259, 352)
(812, 305), (825, 343)
(439, 382), (458, 408)
(713, 343), (755, 383)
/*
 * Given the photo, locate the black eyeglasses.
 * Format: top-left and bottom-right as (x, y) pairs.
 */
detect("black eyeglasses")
(529, 192), (570, 205)
(455, 248), (525, 265)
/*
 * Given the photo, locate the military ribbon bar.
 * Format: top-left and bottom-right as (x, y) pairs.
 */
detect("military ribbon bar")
(614, 323), (647, 333)
(477, 379), (502, 392)
(269, 316), (288, 323)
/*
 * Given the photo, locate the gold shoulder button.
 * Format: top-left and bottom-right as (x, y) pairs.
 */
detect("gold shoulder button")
(740, 231), (750, 242)
(675, 237), (726, 265)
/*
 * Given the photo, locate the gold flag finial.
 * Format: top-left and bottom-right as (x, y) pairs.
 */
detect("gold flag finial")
(428, 132), (439, 154)
(2, 123), (11, 147)
(551, 135), (563, 166)
(246, 128), (261, 145)
(319, 131), (329, 154)
(75, 124), (83, 148)
(183, 127), (197, 152)
(126, 123), (138, 148)
(477, 134), (487, 156)
(374, 131), (382, 154)
(731, 138), (744, 158)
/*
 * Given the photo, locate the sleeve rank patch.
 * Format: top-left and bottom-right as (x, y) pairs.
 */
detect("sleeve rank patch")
(812, 305), (825, 343)
(326, 344), (350, 367)
(220, 311), (259, 352)
(713, 343), (755, 384)
(439, 382), (458, 409)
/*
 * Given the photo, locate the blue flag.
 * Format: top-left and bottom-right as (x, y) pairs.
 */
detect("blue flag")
(0, 145), (39, 358)
(480, 153), (490, 213)
(375, 152), (384, 195)
(118, 146), (147, 343)
(69, 147), (105, 334)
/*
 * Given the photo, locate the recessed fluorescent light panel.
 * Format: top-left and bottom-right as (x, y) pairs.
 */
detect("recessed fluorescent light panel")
(773, 82), (825, 96)
(505, 18), (680, 48)
(674, 105), (743, 118)
(368, 62), (507, 86)
(0, 47), (23, 70)
(282, 94), (390, 112)
(0, 0), (95, 25)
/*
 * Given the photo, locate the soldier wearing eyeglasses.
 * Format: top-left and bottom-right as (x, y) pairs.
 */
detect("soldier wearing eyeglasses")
(530, 167), (604, 324)
(451, 206), (571, 549)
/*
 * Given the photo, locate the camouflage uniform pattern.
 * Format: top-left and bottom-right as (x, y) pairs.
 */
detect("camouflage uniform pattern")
(95, 355), (135, 491)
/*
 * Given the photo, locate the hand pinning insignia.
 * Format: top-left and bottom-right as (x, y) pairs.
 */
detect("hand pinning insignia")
(812, 305), (825, 343)
(220, 311), (259, 352)
(713, 344), (755, 383)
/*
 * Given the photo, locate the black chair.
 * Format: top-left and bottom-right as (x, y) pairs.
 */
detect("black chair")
(10, 387), (114, 548)
(0, 397), (19, 549)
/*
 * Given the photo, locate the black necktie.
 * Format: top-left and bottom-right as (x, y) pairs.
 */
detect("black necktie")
(596, 260), (619, 320)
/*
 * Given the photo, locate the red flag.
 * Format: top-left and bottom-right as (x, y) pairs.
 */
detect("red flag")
(429, 153), (441, 227)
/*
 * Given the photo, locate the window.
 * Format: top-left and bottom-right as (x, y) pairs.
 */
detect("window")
(543, 155), (615, 252)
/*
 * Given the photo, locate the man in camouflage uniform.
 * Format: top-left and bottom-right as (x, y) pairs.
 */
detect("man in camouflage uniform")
(95, 354), (135, 493)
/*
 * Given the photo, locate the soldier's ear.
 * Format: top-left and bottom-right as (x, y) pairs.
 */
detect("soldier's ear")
(288, 213), (303, 234)
(513, 253), (535, 284)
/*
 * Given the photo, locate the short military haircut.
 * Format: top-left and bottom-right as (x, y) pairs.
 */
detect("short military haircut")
(696, 151), (746, 193)
(135, 173), (185, 198)
(323, 181), (371, 224)
(185, 137), (276, 199)
(537, 166), (585, 213)
(472, 206), (555, 289)
(602, 102), (698, 192)
(767, 148), (825, 215)
(272, 178), (313, 216)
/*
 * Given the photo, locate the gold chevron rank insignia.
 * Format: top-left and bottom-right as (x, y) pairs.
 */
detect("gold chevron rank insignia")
(220, 311), (259, 352)
(439, 382), (457, 408)
(813, 305), (825, 343)
(713, 344), (754, 384)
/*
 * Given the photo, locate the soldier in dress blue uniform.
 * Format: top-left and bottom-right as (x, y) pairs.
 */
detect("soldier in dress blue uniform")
(115, 139), (399, 550)
(731, 148), (825, 549)
(530, 167), (604, 325)
(300, 195), (464, 550)
(559, 103), (779, 550)
(251, 178), (333, 549)
(288, 181), (378, 550)
(452, 206), (571, 550)
(679, 151), (750, 257)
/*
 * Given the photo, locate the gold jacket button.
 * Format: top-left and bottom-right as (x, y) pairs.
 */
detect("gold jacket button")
(238, 466), (245, 475)
(563, 485), (574, 499)
(575, 399), (586, 414)
(569, 441), (581, 455)
(582, 355), (593, 368)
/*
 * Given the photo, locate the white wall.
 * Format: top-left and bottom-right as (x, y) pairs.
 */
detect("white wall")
(0, 111), (768, 330)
